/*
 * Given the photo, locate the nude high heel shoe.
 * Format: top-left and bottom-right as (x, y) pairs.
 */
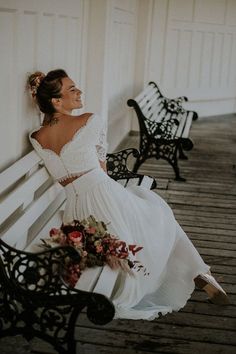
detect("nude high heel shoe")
(194, 273), (230, 305)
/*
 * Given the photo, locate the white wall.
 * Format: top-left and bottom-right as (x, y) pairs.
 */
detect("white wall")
(146, 0), (236, 118)
(0, 0), (88, 171)
(106, 0), (138, 150)
(0, 0), (139, 170)
(1, 0), (235, 171)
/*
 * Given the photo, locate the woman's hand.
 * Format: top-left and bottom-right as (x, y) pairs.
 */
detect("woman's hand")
(99, 160), (107, 173)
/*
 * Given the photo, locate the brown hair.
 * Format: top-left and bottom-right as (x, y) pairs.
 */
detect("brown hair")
(28, 69), (68, 118)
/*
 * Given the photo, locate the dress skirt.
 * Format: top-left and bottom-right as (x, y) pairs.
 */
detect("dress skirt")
(63, 167), (210, 320)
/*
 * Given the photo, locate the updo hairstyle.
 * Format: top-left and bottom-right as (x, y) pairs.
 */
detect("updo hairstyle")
(28, 69), (68, 116)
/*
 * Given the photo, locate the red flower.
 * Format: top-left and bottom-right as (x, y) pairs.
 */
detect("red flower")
(68, 231), (83, 243)
(128, 245), (143, 255)
(64, 263), (81, 287)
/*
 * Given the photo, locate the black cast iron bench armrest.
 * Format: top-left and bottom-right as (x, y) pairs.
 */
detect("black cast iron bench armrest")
(0, 239), (115, 327)
(107, 148), (157, 189)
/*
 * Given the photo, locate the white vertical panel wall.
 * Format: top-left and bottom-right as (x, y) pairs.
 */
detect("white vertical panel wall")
(0, 0), (88, 171)
(0, 0), (139, 166)
(106, 0), (138, 150)
(147, 0), (236, 117)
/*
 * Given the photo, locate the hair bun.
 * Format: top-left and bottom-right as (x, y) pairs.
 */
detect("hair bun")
(28, 71), (45, 98)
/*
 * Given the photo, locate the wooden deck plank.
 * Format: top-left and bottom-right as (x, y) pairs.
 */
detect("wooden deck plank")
(74, 327), (236, 354)
(76, 319), (236, 346)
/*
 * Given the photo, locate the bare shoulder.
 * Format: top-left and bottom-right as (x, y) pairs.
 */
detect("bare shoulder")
(73, 112), (94, 127)
(31, 126), (48, 143)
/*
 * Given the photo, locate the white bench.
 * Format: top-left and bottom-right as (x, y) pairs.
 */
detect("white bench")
(127, 81), (197, 181)
(0, 147), (155, 353)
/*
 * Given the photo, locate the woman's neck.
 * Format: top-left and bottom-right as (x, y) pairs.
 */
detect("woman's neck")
(42, 112), (71, 126)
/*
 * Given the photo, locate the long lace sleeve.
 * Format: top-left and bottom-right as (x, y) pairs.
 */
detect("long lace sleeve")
(96, 119), (108, 162)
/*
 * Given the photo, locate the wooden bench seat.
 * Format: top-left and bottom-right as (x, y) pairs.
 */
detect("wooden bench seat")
(0, 147), (156, 354)
(127, 81), (198, 181)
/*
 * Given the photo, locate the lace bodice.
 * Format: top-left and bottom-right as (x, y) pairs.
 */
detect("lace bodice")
(29, 114), (108, 182)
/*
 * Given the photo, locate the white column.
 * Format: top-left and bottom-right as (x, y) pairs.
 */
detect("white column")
(131, 0), (154, 130)
(85, 0), (111, 121)
(134, 0), (153, 92)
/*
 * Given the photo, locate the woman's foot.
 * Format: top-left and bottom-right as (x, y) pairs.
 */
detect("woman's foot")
(194, 273), (230, 305)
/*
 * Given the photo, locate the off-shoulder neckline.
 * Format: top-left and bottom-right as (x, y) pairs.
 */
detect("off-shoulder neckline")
(29, 113), (95, 158)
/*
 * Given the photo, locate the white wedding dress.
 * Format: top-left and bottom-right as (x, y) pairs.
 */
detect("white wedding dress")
(29, 113), (210, 320)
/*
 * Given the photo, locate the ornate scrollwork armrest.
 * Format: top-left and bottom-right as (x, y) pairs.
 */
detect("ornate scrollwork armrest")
(0, 239), (81, 298)
(175, 96), (188, 103)
(143, 116), (178, 140)
(0, 238), (115, 340)
(151, 117), (179, 140)
(107, 148), (143, 181)
(163, 98), (185, 114)
(107, 148), (157, 189)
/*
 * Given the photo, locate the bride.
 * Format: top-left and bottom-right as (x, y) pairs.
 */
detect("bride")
(28, 69), (229, 320)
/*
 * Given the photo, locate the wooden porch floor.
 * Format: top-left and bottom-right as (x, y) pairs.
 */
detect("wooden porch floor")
(2, 115), (236, 354)
(73, 114), (236, 354)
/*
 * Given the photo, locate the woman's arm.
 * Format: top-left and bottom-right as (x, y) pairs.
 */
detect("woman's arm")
(99, 160), (107, 173)
(96, 118), (108, 172)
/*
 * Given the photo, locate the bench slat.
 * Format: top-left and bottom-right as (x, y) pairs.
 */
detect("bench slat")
(174, 113), (192, 139)
(0, 167), (50, 225)
(1, 184), (65, 248)
(134, 84), (154, 103)
(171, 114), (186, 138)
(138, 87), (158, 109)
(93, 266), (119, 298)
(75, 267), (104, 292)
(124, 178), (139, 187)
(181, 112), (193, 138)
(141, 95), (161, 116)
(139, 175), (154, 189)
(153, 106), (166, 123)
(25, 205), (65, 252)
(145, 101), (163, 121)
(0, 151), (40, 194)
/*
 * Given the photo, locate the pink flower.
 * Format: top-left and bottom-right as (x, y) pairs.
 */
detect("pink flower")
(68, 231), (83, 243)
(50, 228), (60, 237)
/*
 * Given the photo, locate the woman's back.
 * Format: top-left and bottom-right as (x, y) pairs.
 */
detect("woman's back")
(32, 113), (92, 156)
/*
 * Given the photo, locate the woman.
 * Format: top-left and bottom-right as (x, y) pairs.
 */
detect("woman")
(28, 69), (229, 320)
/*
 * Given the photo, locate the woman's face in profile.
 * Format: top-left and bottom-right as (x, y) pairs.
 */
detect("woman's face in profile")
(59, 77), (83, 111)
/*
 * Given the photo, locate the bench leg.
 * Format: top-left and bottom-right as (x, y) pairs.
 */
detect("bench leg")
(193, 111), (198, 120)
(178, 144), (188, 160)
(133, 156), (144, 173)
(170, 149), (186, 181)
(172, 161), (186, 181)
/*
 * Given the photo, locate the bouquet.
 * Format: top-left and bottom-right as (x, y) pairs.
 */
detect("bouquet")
(41, 215), (145, 287)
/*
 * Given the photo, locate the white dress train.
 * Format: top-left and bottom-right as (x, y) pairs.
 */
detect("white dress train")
(63, 168), (209, 320)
